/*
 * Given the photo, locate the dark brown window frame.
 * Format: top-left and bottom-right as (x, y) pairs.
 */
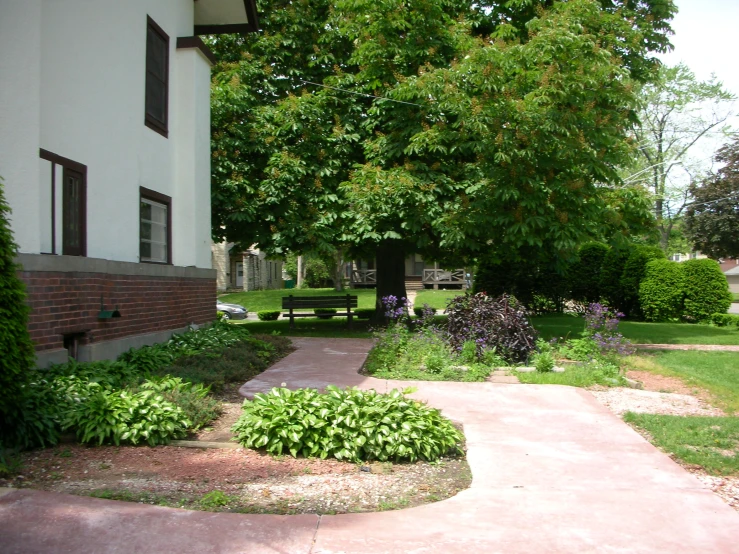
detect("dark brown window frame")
(145, 16), (169, 138)
(39, 149), (87, 257)
(139, 186), (172, 265)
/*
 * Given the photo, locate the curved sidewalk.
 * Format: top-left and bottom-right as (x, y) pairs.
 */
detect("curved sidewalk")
(2, 337), (739, 553)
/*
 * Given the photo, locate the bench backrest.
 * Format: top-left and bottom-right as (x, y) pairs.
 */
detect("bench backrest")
(282, 295), (358, 309)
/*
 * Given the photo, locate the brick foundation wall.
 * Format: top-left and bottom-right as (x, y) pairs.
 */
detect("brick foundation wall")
(16, 255), (216, 353)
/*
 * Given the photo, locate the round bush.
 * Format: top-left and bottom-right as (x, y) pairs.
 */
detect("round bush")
(570, 242), (609, 304)
(639, 259), (684, 322)
(355, 308), (374, 319)
(620, 245), (665, 318)
(314, 308), (337, 319)
(257, 310), (281, 321)
(413, 305), (437, 317)
(682, 259), (731, 322)
(231, 386), (463, 462)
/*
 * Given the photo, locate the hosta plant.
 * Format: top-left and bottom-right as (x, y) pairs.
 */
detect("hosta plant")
(232, 386), (463, 462)
(60, 383), (190, 446)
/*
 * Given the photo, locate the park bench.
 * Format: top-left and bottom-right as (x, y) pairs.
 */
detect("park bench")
(282, 294), (358, 329)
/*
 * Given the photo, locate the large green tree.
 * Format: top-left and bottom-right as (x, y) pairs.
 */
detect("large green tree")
(209, 0), (676, 315)
(685, 138), (739, 258)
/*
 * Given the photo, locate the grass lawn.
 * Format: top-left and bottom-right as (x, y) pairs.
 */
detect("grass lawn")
(231, 318), (373, 338)
(219, 288), (377, 312)
(625, 352), (739, 414)
(413, 289), (464, 310)
(515, 365), (612, 388)
(623, 413), (739, 475)
(531, 314), (739, 345)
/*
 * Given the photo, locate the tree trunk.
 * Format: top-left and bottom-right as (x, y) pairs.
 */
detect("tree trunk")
(374, 240), (407, 319)
(333, 248), (344, 292)
(297, 255), (305, 288)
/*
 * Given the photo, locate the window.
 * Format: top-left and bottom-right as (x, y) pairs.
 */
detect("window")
(145, 16), (169, 137)
(39, 149), (87, 257)
(140, 188), (171, 264)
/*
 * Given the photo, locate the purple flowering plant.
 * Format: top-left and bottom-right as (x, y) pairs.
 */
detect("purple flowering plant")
(582, 303), (634, 357)
(382, 295), (410, 322)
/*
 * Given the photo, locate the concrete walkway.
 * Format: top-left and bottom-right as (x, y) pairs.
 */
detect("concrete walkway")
(2, 337), (739, 553)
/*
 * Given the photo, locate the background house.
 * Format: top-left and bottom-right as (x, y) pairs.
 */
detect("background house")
(350, 255), (471, 290)
(211, 242), (284, 292)
(0, 0), (258, 366)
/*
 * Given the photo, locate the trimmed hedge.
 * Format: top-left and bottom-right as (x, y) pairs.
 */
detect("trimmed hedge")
(355, 308), (374, 319)
(257, 310), (281, 321)
(413, 305), (437, 317)
(600, 247), (630, 314)
(620, 246), (665, 318)
(314, 308), (337, 319)
(711, 313), (739, 327)
(570, 242), (609, 304)
(639, 259), (684, 322)
(682, 259), (732, 322)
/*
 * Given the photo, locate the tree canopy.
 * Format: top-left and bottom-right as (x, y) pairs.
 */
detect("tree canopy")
(685, 138), (739, 259)
(208, 0), (676, 311)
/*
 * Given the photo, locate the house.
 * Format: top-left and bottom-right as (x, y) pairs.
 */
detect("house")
(722, 260), (739, 293)
(211, 242), (284, 291)
(350, 255), (471, 290)
(0, 0), (258, 366)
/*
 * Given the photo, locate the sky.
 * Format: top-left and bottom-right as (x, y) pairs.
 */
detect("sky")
(657, 0), (739, 173)
(660, 0), (739, 117)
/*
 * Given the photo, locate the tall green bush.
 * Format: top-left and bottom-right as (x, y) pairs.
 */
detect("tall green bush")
(474, 251), (570, 313)
(682, 258), (731, 322)
(570, 242), (609, 304)
(0, 178), (38, 449)
(639, 259), (684, 322)
(599, 247), (630, 313)
(620, 245), (665, 318)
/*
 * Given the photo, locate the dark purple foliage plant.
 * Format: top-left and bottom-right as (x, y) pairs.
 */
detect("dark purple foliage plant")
(445, 293), (537, 364)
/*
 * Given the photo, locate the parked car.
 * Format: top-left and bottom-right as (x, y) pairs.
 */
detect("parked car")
(216, 300), (247, 320)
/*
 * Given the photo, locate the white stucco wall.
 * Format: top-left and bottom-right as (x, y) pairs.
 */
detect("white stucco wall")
(0, 0), (43, 253)
(0, 0), (212, 269)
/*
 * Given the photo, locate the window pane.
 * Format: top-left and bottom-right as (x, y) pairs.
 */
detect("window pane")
(145, 79), (166, 122)
(146, 28), (166, 79)
(140, 197), (168, 263)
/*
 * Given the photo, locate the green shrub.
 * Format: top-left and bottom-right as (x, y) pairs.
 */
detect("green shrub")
(60, 384), (189, 446)
(46, 359), (141, 389)
(600, 247), (631, 314)
(710, 313), (739, 327)
(533, 351), (556, 372)
(138, 377), (221, 431)
(570, 242), (609, 304)
(258, 310), (281, 321)
(620, 245), (665, 318)
(639, 259), (685, 322)
(446, 293), (537, 363)
(0, 178), (38, 450)
(413, 305), (437, 317)
(355, 308), (374, 319)
(155, 336), (290, 391)
(232, 386), (464, 462)
(682, 259), (732, 322)
(314, 308), (337, 319)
